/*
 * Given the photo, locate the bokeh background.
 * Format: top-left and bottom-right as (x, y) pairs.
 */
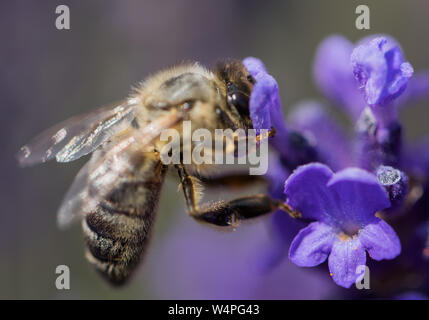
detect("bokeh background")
(1, 0), (428, 299)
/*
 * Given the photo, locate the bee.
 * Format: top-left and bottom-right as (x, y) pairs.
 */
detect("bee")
(17, 59), (292, 285)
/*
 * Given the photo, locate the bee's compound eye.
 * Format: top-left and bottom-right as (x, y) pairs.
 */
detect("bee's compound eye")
(230, 92), (249, 116)
(247, 74), (255, 84)
(226, 81), (250, 116)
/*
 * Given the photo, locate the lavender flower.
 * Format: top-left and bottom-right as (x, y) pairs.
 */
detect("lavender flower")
(243, 57), (318, 169)
(243, 58), (323, 271)
(242, 33), (429, 293)
(244, 59), (358, 272)
(285, 163), (401, 288)
(314, 35), (429, 122)
(351, 36), (414, 127)
(350, 36), (414, 171)
(243, 57), (287, 145)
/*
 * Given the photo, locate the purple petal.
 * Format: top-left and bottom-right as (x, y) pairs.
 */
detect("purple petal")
(289, 222), (336, 267)
(265, 77), (289, 149)
(284, 163), (337, 221)
(356, 34), (403, 51)
(351, 37), (414, 109)
(327, 168), (391, 231)
(359, 218), (401, 260)
(248, 75), (275, 131)
(328, 238), (366, 288)
(243, 56), (268, 81)
(288, 100), (354, 170)
(243, 57), (289, 156)
(313, 35), (365, 119)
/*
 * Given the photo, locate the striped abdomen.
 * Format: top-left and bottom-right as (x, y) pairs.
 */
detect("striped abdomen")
(82, 158), (167, 285)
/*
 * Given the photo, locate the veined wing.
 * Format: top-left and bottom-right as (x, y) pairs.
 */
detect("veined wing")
(17, 98), (140, 167)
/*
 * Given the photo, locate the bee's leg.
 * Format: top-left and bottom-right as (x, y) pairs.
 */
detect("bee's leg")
(198, 173), (267, 189)
(175, 165), (299, 227)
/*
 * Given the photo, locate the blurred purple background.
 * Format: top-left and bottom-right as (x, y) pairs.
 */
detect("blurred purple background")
(1, 0), (428, 299)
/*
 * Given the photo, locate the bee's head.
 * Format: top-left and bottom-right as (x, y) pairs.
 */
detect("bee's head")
(215, 59), (255, 128)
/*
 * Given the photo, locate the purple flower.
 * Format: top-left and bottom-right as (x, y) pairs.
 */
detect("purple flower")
(243, 57), (288, 156)
(243, 57), (318, 168)
(284, 163), (401, 288)
(242, 57), (286, 137)
(313, 35), (366, 120)
(314, 34), (429, 126)
(351, 37), (414, 127)
(242, 37), (429, 294)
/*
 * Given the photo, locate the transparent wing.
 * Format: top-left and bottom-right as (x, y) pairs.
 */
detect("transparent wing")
(57, 108), (185, 228)
(57, 155), (94, 228)
(17, 98), (139, 167)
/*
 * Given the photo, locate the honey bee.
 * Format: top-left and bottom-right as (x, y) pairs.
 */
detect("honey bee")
(17, 59), (292, 285)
